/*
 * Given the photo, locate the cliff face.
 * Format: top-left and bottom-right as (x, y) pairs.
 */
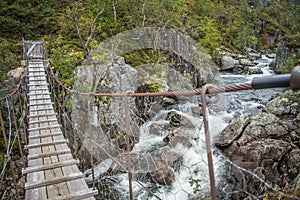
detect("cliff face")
(215, 90), (300, 199)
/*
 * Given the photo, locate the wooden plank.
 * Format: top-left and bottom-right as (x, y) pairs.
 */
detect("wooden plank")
(28, 88), (49, 91)
(27, 83), (48, 87)
(28, 92), (51, 96)
(28, 124), (60, 131)
(25, 173), (84, 190)
(29, 102), (53, 106)
(22, 159), (79, 174)
(28, 149), (71, 160)
(28, 87), (49, 91)
(25, 139), (67, 149)
(28, 113), (56, 118)
(27, 74), (46, 77)
(28, 69), (45, 72)
(29, 118), (57, 124)
(29, 107), (54, 112)
(29, 132), (62, 140)
(29, 97), (51, 101)
(47, 189), (98, 200)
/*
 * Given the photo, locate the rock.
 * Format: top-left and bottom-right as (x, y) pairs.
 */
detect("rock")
(233, 65), (249, 74)
(7, 67), (24, 79)
(159, 146), (183, 170)
(162, 97), (176, 106)
(293, 113), (300, 128)
(239, 58), (252, 66)
(191, 106), (202, 117)
(248, 67), (263, 75)
(245, 47), (260, 59)
(216, 111), (299, 199)
(266, 53), (276, 59)
(165, 111), (194, 128)
(221, 56), (239, 71)
(149, 123), (169, 135)
(274, 40), (289, 73)
(150, 162), (175, 185)
(163, 130), (194, 148)
(265, 90), (300, 116)
(265, 97), (290, 115)
(108, 153), (140, 174)
(214, 115), (251, 148)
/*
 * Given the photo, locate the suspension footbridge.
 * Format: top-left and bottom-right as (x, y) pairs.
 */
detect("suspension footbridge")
(19, 40), (97, 200)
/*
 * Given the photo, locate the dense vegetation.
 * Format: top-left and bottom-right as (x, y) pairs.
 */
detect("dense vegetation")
(0, 0), (299, 87)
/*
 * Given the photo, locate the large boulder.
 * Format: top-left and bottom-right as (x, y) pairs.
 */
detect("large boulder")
(165, 111), (195, 128)
(215, 112), (300, 199)
(221, 56), (239, 71)
(108, 147), (182, 186)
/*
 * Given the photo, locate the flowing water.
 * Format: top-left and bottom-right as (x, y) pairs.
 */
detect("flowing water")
(85, 55), (286, 199)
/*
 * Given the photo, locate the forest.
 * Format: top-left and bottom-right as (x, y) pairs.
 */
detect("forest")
(0, 0), (299, 89)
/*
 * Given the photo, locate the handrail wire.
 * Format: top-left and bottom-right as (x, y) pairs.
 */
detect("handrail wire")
(48, 64), (253, 97)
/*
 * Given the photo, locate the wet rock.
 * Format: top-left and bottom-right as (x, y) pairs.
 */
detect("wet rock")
(149, 123), (169, 135)
(159, 146), (183, 170)
(248, 67), (263, 75)
(108, 153), (140, 174)
(266, 53), (276, 59)
(162, 97), (176, 106)
(239, 58), (252, 66)
(191, 106), (202, 117)
(163, 130), (194, 148)
(233, 65), (249, 74)
(221, 56), (239, 71)
(245, 48), (260, 60)
(165, 111), (194, 128)
(150, 161), (175, 185)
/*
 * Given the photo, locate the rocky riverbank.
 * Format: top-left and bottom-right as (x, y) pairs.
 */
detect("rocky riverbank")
(215, 90), (300, 199)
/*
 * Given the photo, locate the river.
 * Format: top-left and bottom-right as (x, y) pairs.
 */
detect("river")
(84, 55), (286, 199)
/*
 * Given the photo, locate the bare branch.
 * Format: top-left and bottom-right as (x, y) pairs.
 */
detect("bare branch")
(142, 1), (146, 27)
(84, 2), (107, 54)
(73, 2), (85, 50)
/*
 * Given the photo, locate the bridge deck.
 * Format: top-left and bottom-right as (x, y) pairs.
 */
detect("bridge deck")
(23, 60), (97, 200)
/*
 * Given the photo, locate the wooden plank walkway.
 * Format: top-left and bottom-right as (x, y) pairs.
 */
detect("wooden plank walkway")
(23, 59), (98, 200)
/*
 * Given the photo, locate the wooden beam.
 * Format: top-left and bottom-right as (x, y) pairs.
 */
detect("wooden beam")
(28, 113), (56, 118)
(29, 132), (62, 140)
(25, 139), (67, 149)
(25, 173), (84, 190)
(29, 118), (57, 124)
(28, 149), (71, 160)
(28, 92), (51, 96)
(47, 189), (98, 200)
(22, 159), (79, 174)
(29, 102), (53, 107)
(29, 107), (53, 112)
(28, 124), (61, 131)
